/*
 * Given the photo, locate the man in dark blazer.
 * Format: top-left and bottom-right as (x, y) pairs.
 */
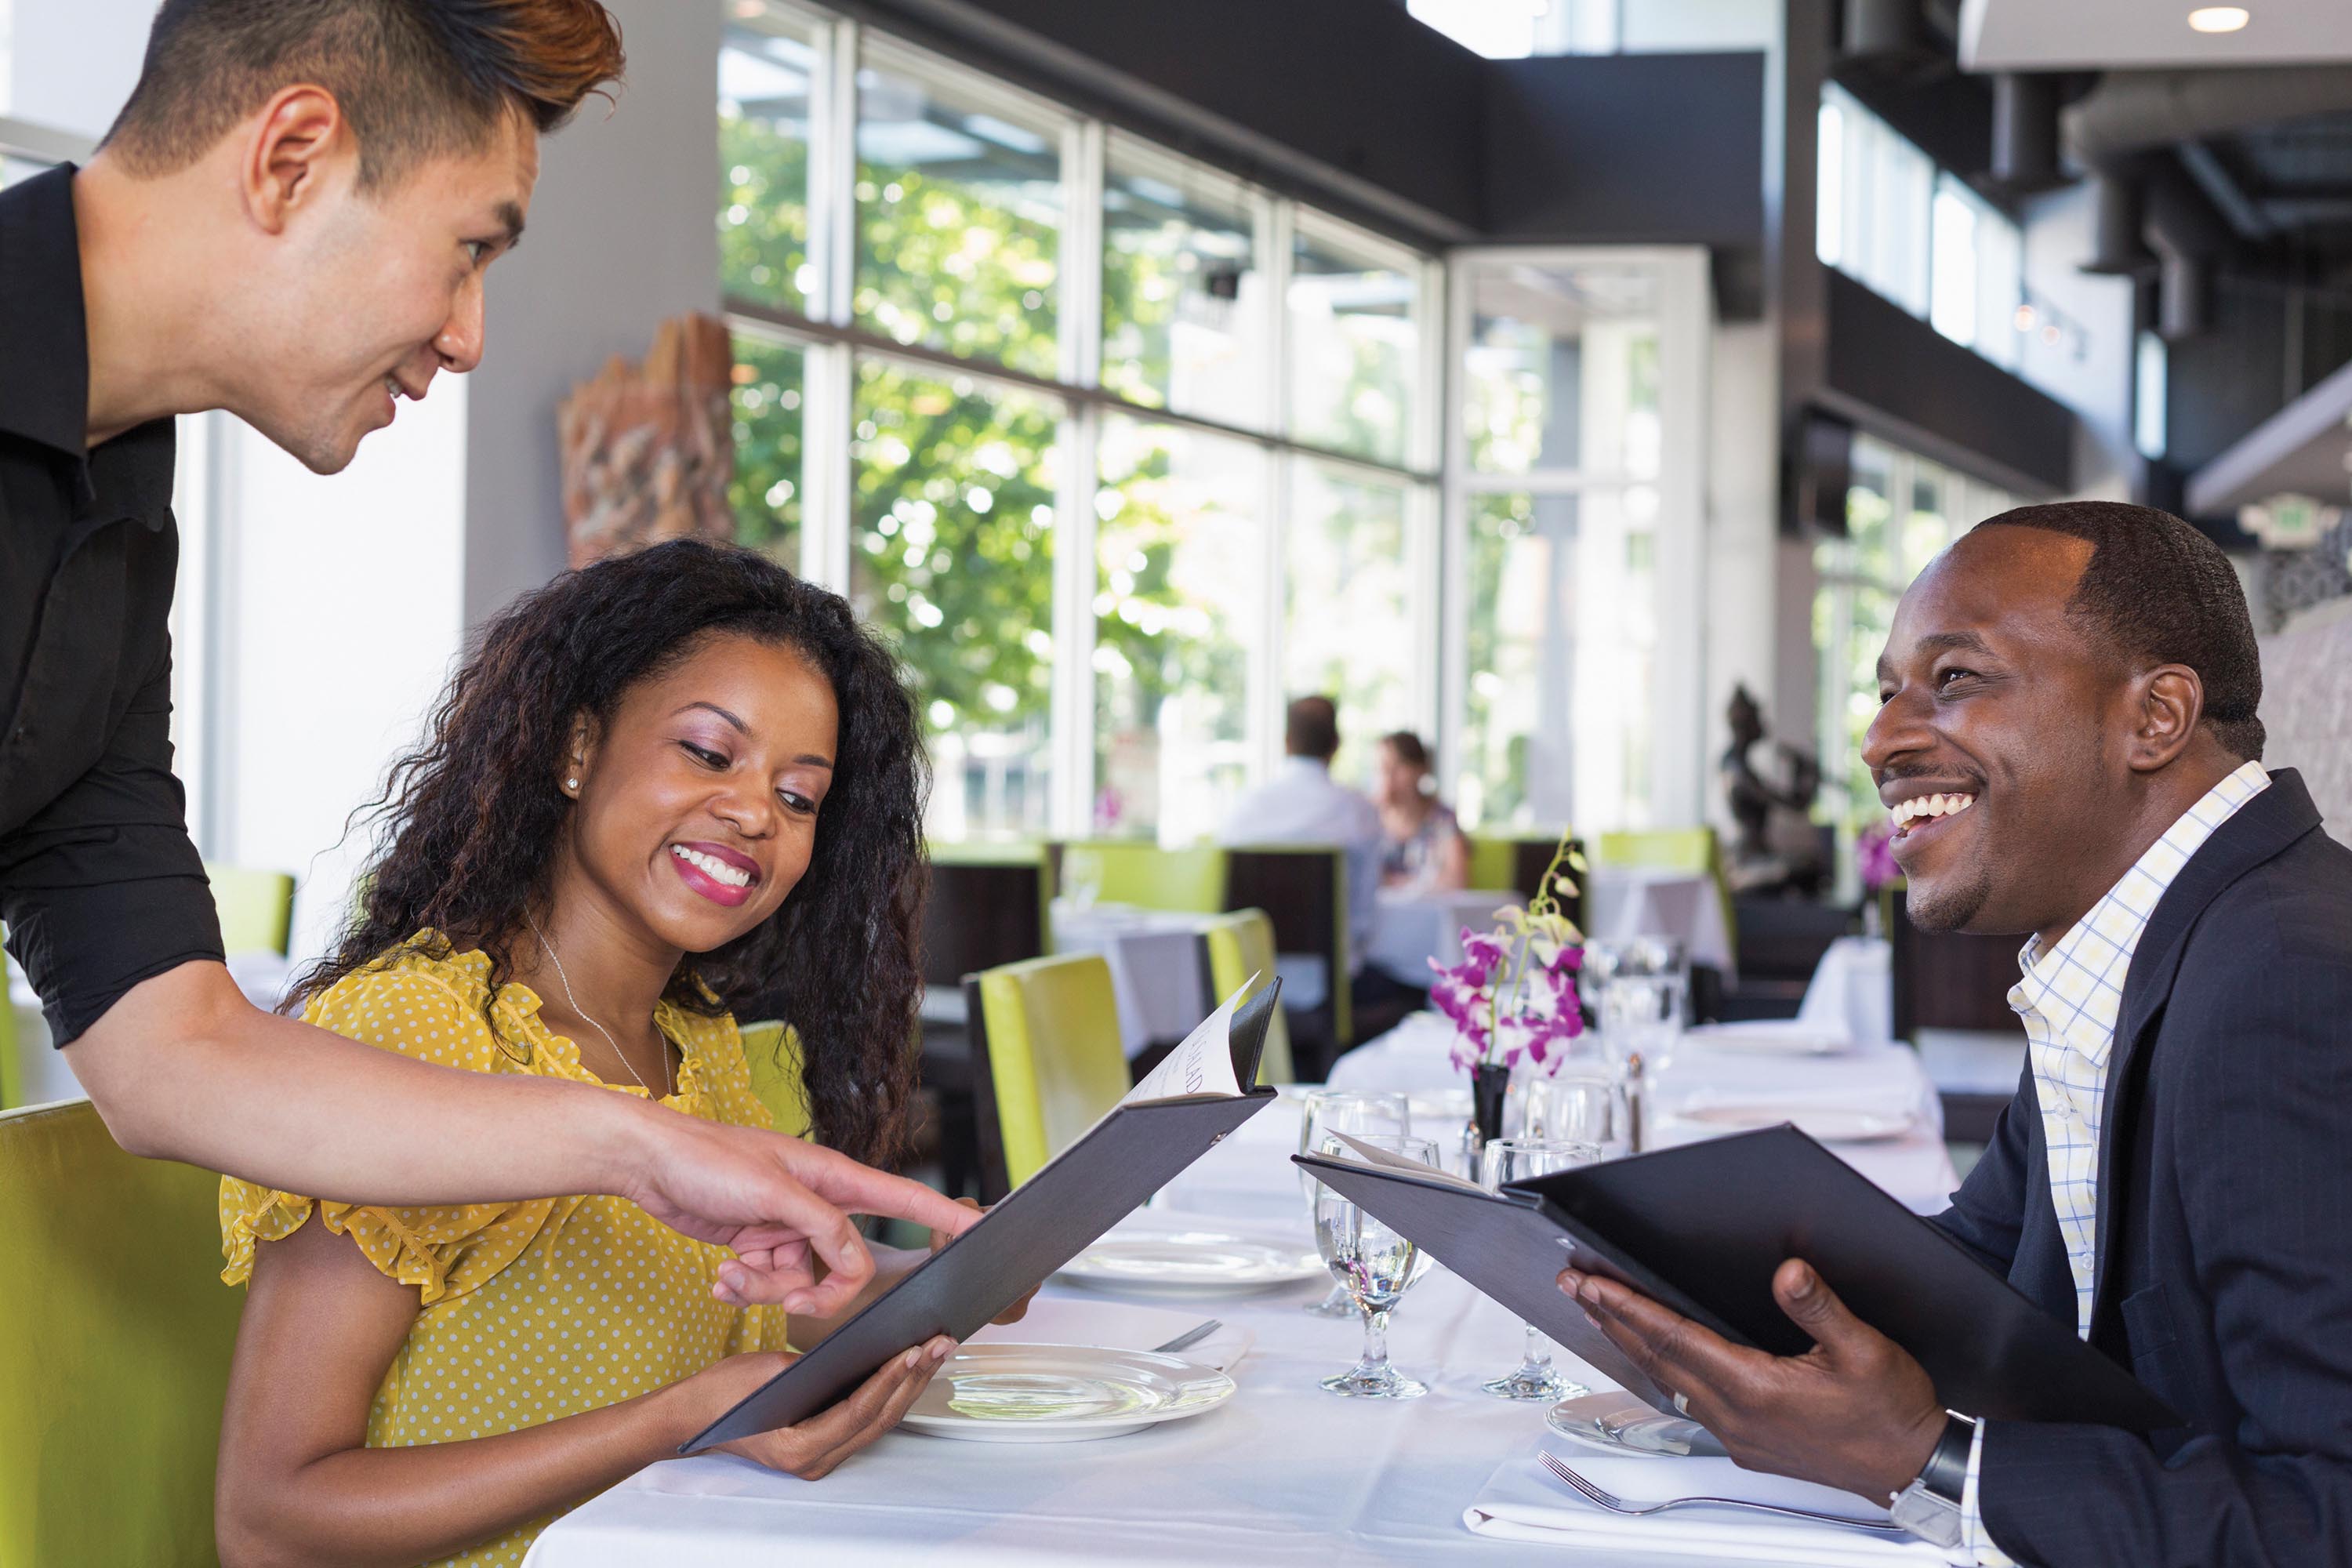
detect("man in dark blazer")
(1559, 501), (2352, 1566)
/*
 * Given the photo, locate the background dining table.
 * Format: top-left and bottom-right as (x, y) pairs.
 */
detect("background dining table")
(524, 1012), (1960, 1567)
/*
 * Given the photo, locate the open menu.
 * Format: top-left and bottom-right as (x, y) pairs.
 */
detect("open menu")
(1297, 1127), (2177, 1432)
(681, 978), (1281, 1452)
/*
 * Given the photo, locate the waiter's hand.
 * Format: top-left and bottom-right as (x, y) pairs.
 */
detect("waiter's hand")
(1559, 1259), (1945, 1501)
(622, 1111), (982, 1315)
(930, 1196), (1035, 1325)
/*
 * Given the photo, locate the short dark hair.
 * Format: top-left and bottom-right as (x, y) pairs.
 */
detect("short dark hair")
(1286, 696), (1340, 761)
(103, 0), (626, 191)
(1982, 499), (2265, 762)
(1380, 730), (1431, 771)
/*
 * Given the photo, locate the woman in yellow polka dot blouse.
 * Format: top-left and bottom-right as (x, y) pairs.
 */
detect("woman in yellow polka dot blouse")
(213, 543), (1018, 1568)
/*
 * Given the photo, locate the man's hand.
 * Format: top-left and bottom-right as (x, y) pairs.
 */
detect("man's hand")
(930, 1196), (1034, 1326)
(1560, 1258), (1946, 1502)
(622, 1111), (982, 1316)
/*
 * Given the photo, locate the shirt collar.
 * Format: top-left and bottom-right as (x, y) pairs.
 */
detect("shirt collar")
(2009, 759), (2272, 1063)
(0, 163), (94, 458)
(0, 162), (176, 532)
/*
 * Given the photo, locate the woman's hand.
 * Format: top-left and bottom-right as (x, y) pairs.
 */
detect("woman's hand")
(931, 1197), (1035, 1326)
(695, 1335), (955, 1480)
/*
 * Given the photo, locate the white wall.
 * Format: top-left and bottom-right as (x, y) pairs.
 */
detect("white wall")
(2, 0), (149, 139)
(212, 390), (471, 963)
(462, 0), (723, 627)
(2013, 182), (2138, 500)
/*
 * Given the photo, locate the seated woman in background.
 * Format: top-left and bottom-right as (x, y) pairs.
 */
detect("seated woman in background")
(212, 541), (1012, 1568)
(1374, 731), (1468, 894)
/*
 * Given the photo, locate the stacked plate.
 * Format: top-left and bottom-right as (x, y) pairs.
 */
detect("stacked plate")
(1055, 1214), (1325, 1298)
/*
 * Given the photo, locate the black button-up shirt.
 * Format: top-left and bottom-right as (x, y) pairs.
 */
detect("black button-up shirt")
(1, 164), (222, 1045)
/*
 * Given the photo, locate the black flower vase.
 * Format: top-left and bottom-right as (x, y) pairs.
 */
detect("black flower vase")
(1470, 1061), (1510, 1152)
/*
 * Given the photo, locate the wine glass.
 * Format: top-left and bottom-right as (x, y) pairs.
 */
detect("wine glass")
(1478, 1137), (1602, 1399)
(1312, 1133), (1439, 1399)
(1298, 1091), (1409, 1317)
(1523, 1069), (1632, 1159)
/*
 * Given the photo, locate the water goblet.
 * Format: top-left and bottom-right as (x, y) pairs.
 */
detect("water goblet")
(1298, 1091), (1410, 1316)
(1312, 1133), (1439, 1399)
(1523, 1069), (1633, 1160)
(1478, 1137), (1602, 1399)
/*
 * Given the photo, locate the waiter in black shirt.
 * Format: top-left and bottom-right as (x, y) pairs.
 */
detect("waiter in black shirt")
(0, 0), (971, 1316)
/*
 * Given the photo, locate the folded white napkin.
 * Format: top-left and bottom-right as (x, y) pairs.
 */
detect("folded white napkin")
(966, 1294), (1254, 1372)
(1463, 1437), (1946, 1566)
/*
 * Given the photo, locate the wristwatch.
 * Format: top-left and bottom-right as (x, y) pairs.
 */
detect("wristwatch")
(1886, 1411), (1976, 1549)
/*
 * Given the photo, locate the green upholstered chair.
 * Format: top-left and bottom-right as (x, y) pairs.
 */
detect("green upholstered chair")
(1594, 826), (1737, 970)
(0, 1100), (244, 1568)
(1222, 845), (1349, 1076)
(1196, 909), (1293, 1087)
(738, 1020), (811, 1140)
(1051, 842), (1227, 914)
(961, 953), (1130, 1202)
(202, 863), (296, 956)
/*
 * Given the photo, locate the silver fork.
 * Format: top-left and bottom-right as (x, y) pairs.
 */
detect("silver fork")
(1149, 1319), (1222, 1356)
(1538, 1451), (1908, 1536)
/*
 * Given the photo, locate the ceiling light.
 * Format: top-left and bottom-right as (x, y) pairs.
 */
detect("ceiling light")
(2187, 7), (2250, 33)
(2013, 303), (2037, 332)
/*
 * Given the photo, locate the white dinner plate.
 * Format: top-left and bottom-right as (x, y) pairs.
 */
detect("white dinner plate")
(902, 1343), (1236, 1443)
(1668, 1104), (1918, 1143)
(1055, 1224), (1327, 1295)
(1545, 1391), (1728, 1460)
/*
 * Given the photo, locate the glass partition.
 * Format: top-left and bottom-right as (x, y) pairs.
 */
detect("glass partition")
(1464, 261), (1661, 478)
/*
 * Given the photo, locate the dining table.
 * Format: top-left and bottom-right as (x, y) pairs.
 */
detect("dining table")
(1048, 899), (1217, 1058)
(524, 1015), (1960, 1567)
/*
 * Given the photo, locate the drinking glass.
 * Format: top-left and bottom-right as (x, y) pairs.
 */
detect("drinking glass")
(1061, 847), (1103, 909)
(1523, 1069), (1633, 1159)
(1298, 1091), (1410, 1316)
(1479, 1137), (1602, 1399)
(1312, 1133), (1439, 1399)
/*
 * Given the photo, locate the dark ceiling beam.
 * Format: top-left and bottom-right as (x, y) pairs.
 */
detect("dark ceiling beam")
(2176, 139), (2274, 240)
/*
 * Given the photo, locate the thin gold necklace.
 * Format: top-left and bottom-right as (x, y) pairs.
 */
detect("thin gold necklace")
(525, 911), (671, 1098)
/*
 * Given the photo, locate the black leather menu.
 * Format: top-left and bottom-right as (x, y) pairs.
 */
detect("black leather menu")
(1296, 1124), (2178, 1432)
(682, 985), (1281, 1452)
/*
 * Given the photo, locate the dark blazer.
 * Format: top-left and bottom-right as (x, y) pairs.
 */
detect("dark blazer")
(1929, 768), (2352, 1567)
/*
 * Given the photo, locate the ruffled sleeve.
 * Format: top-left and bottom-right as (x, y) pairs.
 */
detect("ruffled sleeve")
(218, 957), (572, 1306)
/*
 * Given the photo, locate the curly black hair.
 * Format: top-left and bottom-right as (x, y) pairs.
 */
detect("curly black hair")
(289, 539), (930, 1168)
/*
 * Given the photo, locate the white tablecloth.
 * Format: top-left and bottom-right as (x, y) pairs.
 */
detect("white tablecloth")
(1327, 1014), (1957, 1215)
(1584, 868), (1737, 980)
(1364, 888), (1517, 985)
(529, 1082), (1878, 1568)
(1051, 901), (1214, 1058)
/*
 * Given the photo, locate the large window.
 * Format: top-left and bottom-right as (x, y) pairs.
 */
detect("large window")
(1102, 139), (1266, 429)
(850, 361), (1060, 840)
(1284, 463), (1415, 787)
(1812, 435), (2016, 832)
(1091, 419), (1263, 844)
(855, 43), (1064, 379)
(1288, 221), (1421, 466)
(1449, 254), (1700, 835)
(1818, 85), (2025, 370)
(709, 11), (1742, 848)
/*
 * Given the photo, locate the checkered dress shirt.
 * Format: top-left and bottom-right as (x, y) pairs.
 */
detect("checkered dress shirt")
(1950, 760), (2270, 1566)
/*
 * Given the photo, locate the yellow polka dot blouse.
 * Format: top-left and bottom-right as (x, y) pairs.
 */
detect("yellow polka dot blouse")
(218, 937), (792, 1568)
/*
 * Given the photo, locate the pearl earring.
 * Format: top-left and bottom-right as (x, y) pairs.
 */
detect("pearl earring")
(565, 777), (578, 790)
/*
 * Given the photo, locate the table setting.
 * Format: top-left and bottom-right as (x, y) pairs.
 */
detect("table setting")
(523, 844), (1955, 1566)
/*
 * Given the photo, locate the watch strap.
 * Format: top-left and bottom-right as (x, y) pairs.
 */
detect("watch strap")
(1919, 1411), (1976, 1504)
